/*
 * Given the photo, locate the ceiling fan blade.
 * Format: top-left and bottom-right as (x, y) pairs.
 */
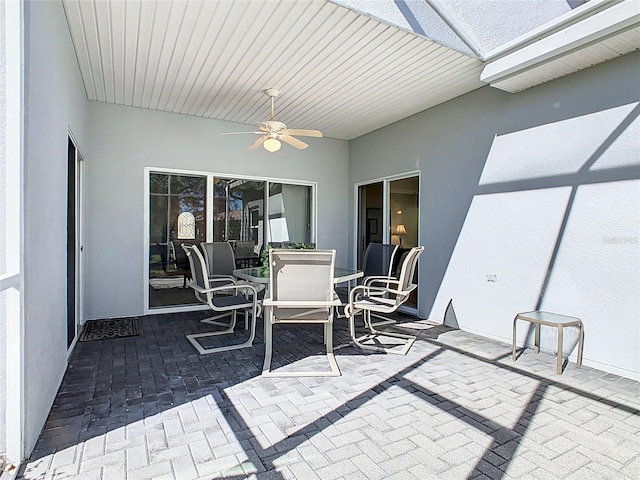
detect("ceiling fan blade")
(249, 135), (268, 150)
(221, 131), (262, 135)
(285, 129), (323, 138)
(280, 134), (309, 150)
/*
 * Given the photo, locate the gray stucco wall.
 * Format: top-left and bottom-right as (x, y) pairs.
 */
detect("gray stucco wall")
(23, 0), (89, 455)
(84, 103), (349, 320)
(349, 52), (640, 379)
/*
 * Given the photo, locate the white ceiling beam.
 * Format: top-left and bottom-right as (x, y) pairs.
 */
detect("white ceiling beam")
(481, 0), (640, 90)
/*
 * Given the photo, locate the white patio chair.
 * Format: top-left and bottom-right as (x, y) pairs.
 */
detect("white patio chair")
(359, 243), (399, 326)
(182, 244), (260, 354)
(362, 242), (399, 279)
(200, 241), (263, 328)
(344, 245), (425, 355)
(201, 241), (240, 285)
(262, 249), (342, 377)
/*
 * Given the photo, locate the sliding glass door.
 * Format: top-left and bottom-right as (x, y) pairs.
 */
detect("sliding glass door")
(148, 173), (206, 308)
(211, 178), (313, 257)
(147, 171), (315, 310)
(356, 173), (420, 312)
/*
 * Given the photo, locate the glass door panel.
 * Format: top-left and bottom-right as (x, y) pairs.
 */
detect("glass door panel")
(357, 182), (384, 268)
(148, 173), (206, 308)
(389, 176), (419, 310)
(213, 178), (265, 263)
(268, 182), (312, 246)
(356, 176), (419, 312)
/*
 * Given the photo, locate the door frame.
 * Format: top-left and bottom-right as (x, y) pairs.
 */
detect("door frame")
(67, 130), (85, 355)
(143, 167), (318, 314)
(353, 170), (421, 315)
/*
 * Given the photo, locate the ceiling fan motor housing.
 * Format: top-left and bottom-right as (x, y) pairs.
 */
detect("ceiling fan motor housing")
(260, 120), (287, 132)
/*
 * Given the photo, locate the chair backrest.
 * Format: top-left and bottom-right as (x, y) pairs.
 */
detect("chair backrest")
(201, 242), (236, 276)
(182, 244), (210, 303)
(396, 246), (425, 296)
(234, 241), (256, 258)
(269, 249), (335, 303)
(362, 243), (398, 278)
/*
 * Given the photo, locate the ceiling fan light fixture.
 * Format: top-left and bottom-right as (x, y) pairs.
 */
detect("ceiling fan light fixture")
(263, 138), (281, 152)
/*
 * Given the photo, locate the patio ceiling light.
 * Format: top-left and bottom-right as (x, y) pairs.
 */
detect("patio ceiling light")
(263, 138), (281, 152)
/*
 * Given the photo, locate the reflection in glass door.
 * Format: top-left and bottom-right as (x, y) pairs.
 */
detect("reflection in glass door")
(357, 182), (383, 268)
(212, 178), (313, 259)
(267, 182), (312, 245)
(356, 174), (419, 312)
(148, 173), (207, 308)
(389, 176), (419, 310)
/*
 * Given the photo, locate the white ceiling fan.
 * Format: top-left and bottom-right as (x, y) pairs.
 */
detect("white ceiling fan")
(223, 88), (322, 152)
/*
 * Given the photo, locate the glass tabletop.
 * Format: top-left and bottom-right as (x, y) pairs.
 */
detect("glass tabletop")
(233, 267), (362, 284)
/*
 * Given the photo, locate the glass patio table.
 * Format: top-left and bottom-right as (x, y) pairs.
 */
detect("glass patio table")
(233, 266), (363, 338)
(233, 266), (363, 285)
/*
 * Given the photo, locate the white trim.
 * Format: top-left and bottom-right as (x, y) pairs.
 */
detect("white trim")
(66, 132), (85, 353)
(481, 0), (639, 87)
(142, 169), (150, 313)
(76, 146), (85, 327)
(484, 0), (616, 60)
(147, 166), (318, 188)
(4, 0), (25, 464)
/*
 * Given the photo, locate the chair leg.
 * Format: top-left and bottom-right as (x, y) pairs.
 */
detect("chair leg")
(187, 306), (256, 355)
(350, 310), (416, 355)
(369, 313), (396, 328)
(262, 320), (341, 377)
(200, 310), (237, 334)
(324, 322), (341, 376)
(262, 314), (274, 375)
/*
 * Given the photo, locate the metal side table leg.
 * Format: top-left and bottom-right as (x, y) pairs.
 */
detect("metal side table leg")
(557, 324), (564, 375)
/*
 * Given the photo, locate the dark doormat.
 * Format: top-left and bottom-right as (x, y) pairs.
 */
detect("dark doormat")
(79, 317), (139, 342)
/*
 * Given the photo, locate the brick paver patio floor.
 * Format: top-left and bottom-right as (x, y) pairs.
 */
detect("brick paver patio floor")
(19, 311), (640, 479)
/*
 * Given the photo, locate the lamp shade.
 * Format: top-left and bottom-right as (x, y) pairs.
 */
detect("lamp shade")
(263, 138), (281, 152)
(393, 224), (407, 236)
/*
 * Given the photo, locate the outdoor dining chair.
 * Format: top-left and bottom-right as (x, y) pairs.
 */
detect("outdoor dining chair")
(182, 244), (260, 355)
(200, 241), (263, 328)
(262, 249), (342, 377)
(345, 245), (425, 355)
(335, 242), (399, 321)
(358, 242), (399, 326)
(362, 242), (399, 279)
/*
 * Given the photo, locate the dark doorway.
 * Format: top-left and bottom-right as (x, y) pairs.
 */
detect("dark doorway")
(67, 137), (76, 348)
(357, 182), (383, 269)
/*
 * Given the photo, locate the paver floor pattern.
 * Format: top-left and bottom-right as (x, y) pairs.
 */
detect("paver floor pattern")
(19, 311), (640, 480)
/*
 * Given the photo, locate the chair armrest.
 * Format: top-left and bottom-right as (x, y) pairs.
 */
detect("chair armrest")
(348, 284), (389, 303)
(363, 275), (395, 286)
(189, 282), (258, 297)
(208, 275), (238, 285)
(263, 299), (342, 308)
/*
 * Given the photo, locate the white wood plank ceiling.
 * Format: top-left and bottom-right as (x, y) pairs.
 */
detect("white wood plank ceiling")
(62, 0), (485, 140)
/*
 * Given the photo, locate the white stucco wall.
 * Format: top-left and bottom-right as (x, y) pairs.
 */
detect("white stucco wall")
(84, 103), (349, 320)
(23, 0), (89, 455)
(349, 52), (640, 379)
